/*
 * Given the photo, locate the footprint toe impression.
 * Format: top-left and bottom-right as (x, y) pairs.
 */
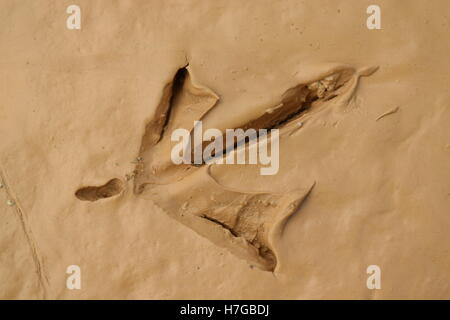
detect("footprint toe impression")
(75, 178), (124, 202)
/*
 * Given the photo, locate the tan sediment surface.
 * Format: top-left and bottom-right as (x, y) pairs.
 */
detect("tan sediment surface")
(0, 0), (449, 299)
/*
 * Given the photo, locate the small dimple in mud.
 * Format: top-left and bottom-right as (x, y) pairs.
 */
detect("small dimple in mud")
(75, 178), (124, 201)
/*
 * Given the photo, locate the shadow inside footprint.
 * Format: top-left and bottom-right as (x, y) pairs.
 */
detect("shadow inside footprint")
(75, 178), (124, 201)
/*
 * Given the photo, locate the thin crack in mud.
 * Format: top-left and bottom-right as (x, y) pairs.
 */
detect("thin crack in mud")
(1, 165), (49, 298)
(201, 214), (239, 237)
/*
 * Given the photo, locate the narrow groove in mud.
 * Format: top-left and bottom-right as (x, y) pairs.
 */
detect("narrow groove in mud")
(201, 214), (239, 237)
(0, 166), (49, 298)
(158, 67), (188, 144)
(199, 70), (351, 163)
(202, 212), (276, 271)
(139, 65), (189, 153)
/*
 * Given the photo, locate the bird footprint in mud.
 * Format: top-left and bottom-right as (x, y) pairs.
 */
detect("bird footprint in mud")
(75, 63), (377, 272)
